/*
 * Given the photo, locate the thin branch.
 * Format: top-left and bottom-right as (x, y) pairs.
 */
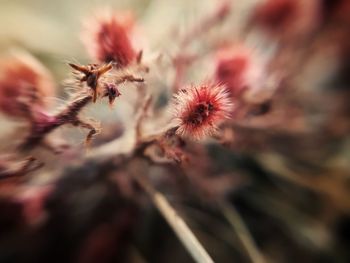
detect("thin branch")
(18, 94), (93, 151)
(115, 74), (144, 85)
(0, 157), (43, 180)
(135, 95), (152, 142)
(172, 1), (230, 92)
(132, 171), (214, 263)
(71, 118), (101, 147)
(180, 1), (230, 48)
(218, 201), (266, 263)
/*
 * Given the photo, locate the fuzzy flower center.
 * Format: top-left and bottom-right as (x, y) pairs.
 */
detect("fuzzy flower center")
(185, 101), (215, 126)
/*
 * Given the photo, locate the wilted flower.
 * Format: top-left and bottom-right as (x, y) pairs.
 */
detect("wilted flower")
(0, 51), (54, 119)
(172, 83), (232, 139)
(81, 9), (136, 67)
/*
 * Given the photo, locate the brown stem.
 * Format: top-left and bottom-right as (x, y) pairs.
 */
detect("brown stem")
(71, 118), (100, 147)
(0, 157), (43, 180)
(18, 94), (93, 151)
(115, 74), (144, 85)
(135, 95), (152, 143)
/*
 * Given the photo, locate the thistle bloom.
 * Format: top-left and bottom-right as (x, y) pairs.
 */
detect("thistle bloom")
(0, 51), (54, 119)
(172, 83), (232, 139)
(81, 9), (136, 67)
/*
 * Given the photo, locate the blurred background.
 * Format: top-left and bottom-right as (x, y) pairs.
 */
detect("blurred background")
(0, 0), (350, 262)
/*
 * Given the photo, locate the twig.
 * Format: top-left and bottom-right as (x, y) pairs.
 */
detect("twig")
(218, 201), (266, 263)
(180, 1), (230, 48)
(18, 94), (93, 151)
(135, 95), (152, 142)
(172, 1), (230, 92)
(115, 74), (144, 85)
(132, 171), (215, 263)
(71, 118), (101, 146)
(0, 157), (43, 180)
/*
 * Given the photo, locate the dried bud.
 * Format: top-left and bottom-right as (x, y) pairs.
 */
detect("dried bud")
(82, 9), (136, 67)
(0, 51), (55, 119)
(102, 83), (121, 106)
(172, 83), (232, 139)
(69, 63), (112, 102)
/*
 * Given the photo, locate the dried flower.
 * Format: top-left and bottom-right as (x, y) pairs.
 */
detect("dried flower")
(81, 9), (136, 67)
(0, 51), (55, 119)
(172, 83), (232, 139)
(101, 83), (121, 106)
(69, 63), (112, 102)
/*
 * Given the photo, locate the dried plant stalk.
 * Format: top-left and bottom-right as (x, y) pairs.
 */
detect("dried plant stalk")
(219, 201), (266, 263)
(19, 94), (94, 151)
(132, 171), (214, 263)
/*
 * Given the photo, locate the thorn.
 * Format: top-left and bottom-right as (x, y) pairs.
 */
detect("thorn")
(97, 62), (113, 76)
(137, 50), (143, 64)
(92, 90), (97, 103)
(68, 63), (89, 74)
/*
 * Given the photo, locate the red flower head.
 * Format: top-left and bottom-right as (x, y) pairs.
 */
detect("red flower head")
(215, 45), (266, 98)
(0, 51), (55, 119)
(172, 83), (232, 139)
(81, 9), (136, 68)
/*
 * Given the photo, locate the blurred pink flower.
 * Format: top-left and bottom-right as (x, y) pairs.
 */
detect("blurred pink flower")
(215, 45), (267, 98)
(0, 51), (55, 119)
(82, 9), (136, 67)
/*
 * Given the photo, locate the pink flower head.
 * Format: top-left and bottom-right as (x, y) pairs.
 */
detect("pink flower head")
(0, 51), (54, 119)
(215, 45), (266, 98)
(81, 9), (136, 67)
(172, 83), (232, 139)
